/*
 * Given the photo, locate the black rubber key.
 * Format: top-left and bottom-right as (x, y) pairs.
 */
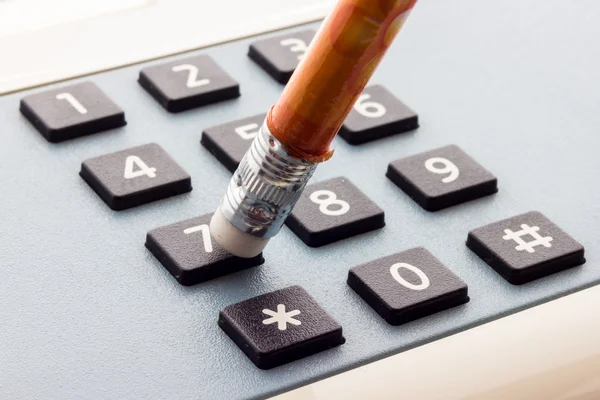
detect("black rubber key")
(219, 285), (344, 369)
(248, 30), (315, 83)
(387, 145), (498, 211)
(201, 114), (265, 173)
(348, 247), (469, 325)
(138, 55), (239, 112)
(145, 214), (264, 286)
(467, 211), (585, 285)
(286, 177), (385, 247)
(339, 85), (418, 144)
(20, 81), (126, 143)
(80, 143), (192, 210)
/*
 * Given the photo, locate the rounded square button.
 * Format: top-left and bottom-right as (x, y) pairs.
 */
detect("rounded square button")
(339, 84), (418, 145)
(20, 81), (126, 143)
(145, 213), (264, 286)
(201, 114), (265, 173)
(347, 247), (469, 325)
(387, 145), (498, 211)
(80, 143), (192, 210)
(467, 211), (585, 284)
(219, 285), (344, 369)
(285, 177), (385, 247)
(248, 30), (315, 83)
(138, 54), (240, 113)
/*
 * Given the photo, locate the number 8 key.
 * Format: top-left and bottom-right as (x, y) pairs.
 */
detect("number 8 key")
(285, 177), (385, 247)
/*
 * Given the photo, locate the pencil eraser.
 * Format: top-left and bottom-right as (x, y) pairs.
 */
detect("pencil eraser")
(210, 207), (269, 258)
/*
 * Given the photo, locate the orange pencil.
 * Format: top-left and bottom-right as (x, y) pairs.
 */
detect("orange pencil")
(211, 0), (418, 257)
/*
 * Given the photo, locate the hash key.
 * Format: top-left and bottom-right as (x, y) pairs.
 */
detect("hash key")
(467, 211), (585, 285)
(387, 145), (498, 211)
(80, 143), (192, 210)
(219, 285), (344, 369)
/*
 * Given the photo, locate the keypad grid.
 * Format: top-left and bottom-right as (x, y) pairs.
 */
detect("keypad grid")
(2, 19), (599, 400)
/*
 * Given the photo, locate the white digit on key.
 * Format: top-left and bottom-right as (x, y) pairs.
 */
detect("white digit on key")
(172, 64), (210, 88)
(235, 123), (260, 140)
(310, 190), (350, 216)
(184, 224), (213, 253)
(425, 157), (460, 183)
(354, 94), (386, 118)
(280, 38), (308, 60)
(390, 263), (430, 291)
(123, 155), (157, 179)
(56, 93), (87, 114)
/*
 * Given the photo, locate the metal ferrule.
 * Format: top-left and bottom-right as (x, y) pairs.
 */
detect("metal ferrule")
(217, 121), (317, 239)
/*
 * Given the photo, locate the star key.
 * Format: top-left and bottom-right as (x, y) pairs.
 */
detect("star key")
(219, 286), (344, 369)
(262, 304), (301, 331)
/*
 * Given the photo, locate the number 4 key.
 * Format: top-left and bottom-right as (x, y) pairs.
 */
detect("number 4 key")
(80, 143), (192, 210)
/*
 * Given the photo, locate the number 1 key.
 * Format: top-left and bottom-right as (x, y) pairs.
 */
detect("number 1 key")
(20, 81), (126, 143)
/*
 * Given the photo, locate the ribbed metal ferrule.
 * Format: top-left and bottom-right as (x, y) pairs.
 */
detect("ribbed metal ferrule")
(218, 121), (317, 238)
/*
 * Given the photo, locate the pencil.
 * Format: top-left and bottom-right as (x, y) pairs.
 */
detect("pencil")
(211, 0), (418, 257)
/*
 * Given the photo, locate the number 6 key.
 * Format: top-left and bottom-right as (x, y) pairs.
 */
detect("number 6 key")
(285, 177), (385, 247)
(386, 145), (498, 211)
(339, 85), (419, 145)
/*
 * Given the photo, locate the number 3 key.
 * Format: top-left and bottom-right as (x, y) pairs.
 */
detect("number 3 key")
(248, 30), (316, 84)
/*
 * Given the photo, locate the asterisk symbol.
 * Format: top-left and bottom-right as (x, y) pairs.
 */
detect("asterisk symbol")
(262, 304), (301, 331)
